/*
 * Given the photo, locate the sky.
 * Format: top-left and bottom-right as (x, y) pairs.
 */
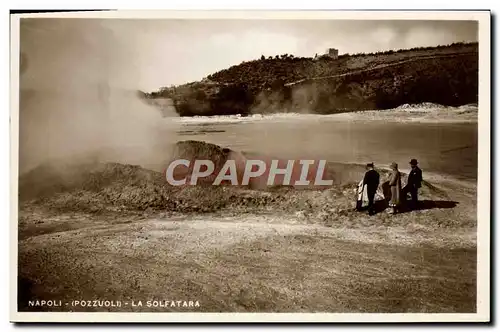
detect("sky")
(19, 18), (478, 92)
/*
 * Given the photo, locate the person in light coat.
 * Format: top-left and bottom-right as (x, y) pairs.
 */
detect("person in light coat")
(388, 162), (402, 214)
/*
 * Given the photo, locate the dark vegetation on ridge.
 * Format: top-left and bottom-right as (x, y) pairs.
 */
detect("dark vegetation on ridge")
(142, 42), (478, 116)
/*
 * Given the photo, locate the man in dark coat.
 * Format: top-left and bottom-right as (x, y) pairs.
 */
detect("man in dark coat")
(403, 158), (423, 210)
(363, 163), (380, 215)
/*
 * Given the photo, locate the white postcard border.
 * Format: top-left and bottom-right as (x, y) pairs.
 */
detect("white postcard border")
(9, 9), (491, 323)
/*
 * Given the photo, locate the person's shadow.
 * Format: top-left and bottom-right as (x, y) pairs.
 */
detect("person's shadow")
(398, 199), (459, 213)
(375, 181), (459, 214)
(373, 199), (389, 214)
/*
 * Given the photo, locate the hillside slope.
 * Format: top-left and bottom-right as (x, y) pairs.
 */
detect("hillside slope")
(145, 42), (478, 117)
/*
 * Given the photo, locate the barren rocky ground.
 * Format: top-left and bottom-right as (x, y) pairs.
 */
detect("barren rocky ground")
(17, 154), (477, 313)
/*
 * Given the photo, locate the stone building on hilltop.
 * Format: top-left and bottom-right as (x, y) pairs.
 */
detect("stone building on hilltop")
(325, 48), (339, 59)
(314, 48), (339, 60)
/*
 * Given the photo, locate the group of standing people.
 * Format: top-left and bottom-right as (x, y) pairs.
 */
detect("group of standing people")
(359, 159), (423, 216)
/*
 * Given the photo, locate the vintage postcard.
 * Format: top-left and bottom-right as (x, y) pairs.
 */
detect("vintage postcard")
(10, 10), (490, 323)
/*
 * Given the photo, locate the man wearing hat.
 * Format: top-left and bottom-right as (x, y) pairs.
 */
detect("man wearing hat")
(403, 158), (423, 210)
(362, 162), (380, 215)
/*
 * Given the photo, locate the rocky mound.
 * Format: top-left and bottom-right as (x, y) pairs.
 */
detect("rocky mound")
(19, 160), (317, 216)
(168, 140), (233, 186)
(19, 162), (445, 219)
(19, 140), (458, 227)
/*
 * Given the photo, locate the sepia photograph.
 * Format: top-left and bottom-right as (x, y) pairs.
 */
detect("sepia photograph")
(10, 10), (490, 323)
